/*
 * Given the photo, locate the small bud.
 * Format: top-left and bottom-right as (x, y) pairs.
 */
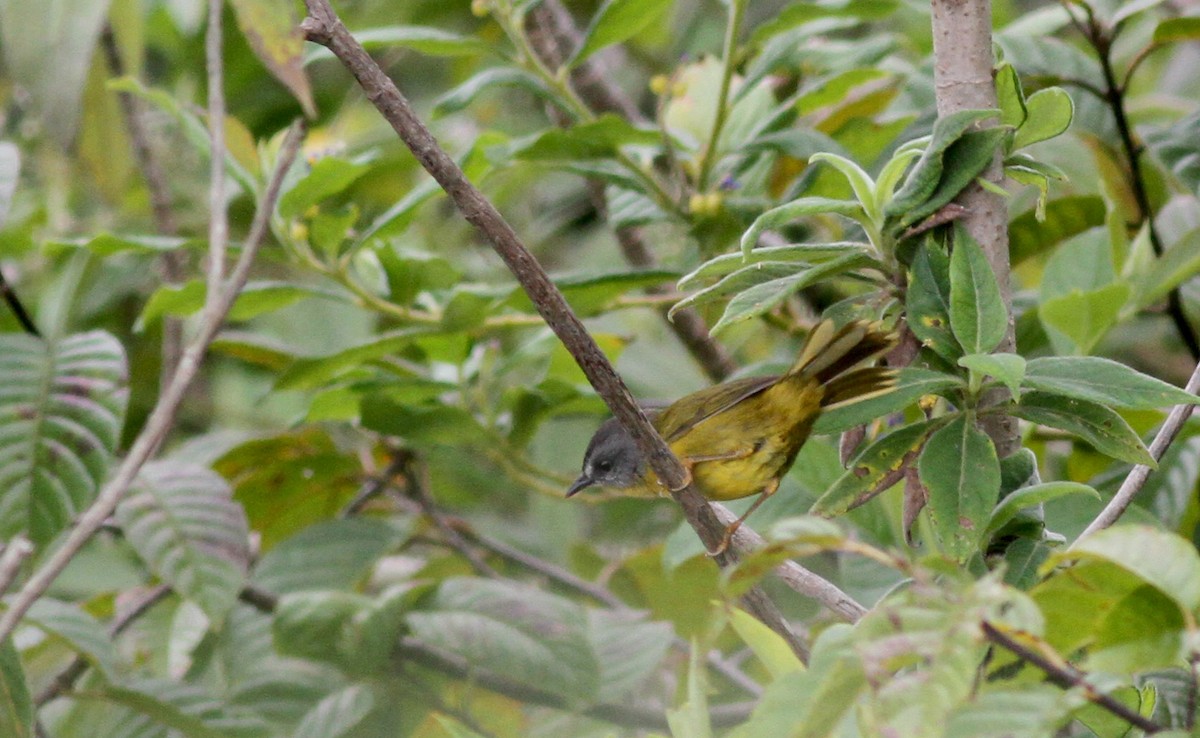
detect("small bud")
(649, 75), (670, 96)
(470, 0), (489, 18)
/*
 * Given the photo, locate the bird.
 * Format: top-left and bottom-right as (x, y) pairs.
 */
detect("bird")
(566, 319), (898, 553)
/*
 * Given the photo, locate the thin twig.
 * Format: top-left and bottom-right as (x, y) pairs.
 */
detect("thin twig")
(0, 536), (33, 597)
(300, 0), (807, 661)
(100, 25), (186, 382)
(402, 453), (501, 578)
(0, 268), (40, 337)
(1083, 14), (1199, 358)
(525, 5), (737, 383)
(0, 122), (307, 645)
(205, 0), (229, 298)
(1075, 359), (1200, 541)
(340, 454), (407, 517)
(35, 584), (171, 706)
(696, 0), (746, 191)
(981, 622), (1166, 734)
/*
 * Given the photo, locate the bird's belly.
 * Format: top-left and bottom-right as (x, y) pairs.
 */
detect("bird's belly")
(690, 435), (793, 501)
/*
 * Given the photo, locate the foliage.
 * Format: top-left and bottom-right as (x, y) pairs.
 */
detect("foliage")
(0, 0), (1199, 736)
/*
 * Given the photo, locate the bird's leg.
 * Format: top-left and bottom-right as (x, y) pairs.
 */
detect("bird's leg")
(709, 479), (779, 557)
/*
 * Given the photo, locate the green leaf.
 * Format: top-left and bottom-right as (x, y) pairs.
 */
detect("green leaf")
(1134, 226), (1200, 309)
(1011, 391), (1155, 466)
(43, 233), (194, 256)
(1012, 87), (1073, 150)
(959, 353), (1025, 397)
(944, 686), (1071, 737)
(228, 0), (314, 117)
(666, 640), (712, 738)
(1038, 283), (1130, 355)
(710, 252), (876, 333)
(0, 331), (127, 546)
(117, 462), (250, 624)
(136, 280), (344, 330)
(895, 127), (1009, 229)
(1024, 356), (1200, 409)
(568, 0), (673, 68)
(87, 680), (237, 738)
(587, 610), (673, 703)
(433, 67), (554, 118)
(508, 268), (677, 318)
(906, 243), (959, 361)
(983, 482), (1098, 539)
(253, 519), (404, 594)
(405, 578), (599, 702)
(740, 197), (865, 257)
(995, 64), (1027, 129)
(918, 414), (1000, 561)
(750, 0), (899, 44)
(504, 114), (663, 161)
(1056, 525), (1200, 612)
(672, 262), (810, 317)
(1153, 16), (1200, 44)
(949, 227), (1008, 355)
(810, 152), (878, 221)
(814, 368), (963, 434)
(886, 109), (999, 217)
(274, 586), (414, 676)
(25, 598), (119, 678)
(1010, 195), (1106, 265)
(812, 418), (947, 516)
(305, 26), (490, 63)
(0, 639), (32, 738)
(361, 400), (489, 446)
(292, 685), (374, 738)
(727, 607), (803, 679)
(678, 242), (871, 290)
(273, 327), (440, 391)
(280, 158), (372, 219)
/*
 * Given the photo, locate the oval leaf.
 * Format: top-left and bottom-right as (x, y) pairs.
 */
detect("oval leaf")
(949, 226), (1008, 355)
(918, 414), (1001, 561)
(984, 482), (1099, 539)
(813, 418), (947, 516)
(569, 0), (674, 68)
(1011, 391), (1155, 466)
(1024, 356), (1200, 409)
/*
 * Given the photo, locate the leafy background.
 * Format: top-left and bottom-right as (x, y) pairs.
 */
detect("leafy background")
(0, 0), (1199, 736)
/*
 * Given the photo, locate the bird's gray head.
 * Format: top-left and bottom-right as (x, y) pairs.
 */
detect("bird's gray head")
(567, 418), (645, 497)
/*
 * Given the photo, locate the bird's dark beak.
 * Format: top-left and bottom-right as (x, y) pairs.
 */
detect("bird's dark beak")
(566, 474), (593, 498)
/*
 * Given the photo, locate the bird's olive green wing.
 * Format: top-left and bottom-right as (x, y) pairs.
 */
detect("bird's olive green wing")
(655, 375), (780, 442)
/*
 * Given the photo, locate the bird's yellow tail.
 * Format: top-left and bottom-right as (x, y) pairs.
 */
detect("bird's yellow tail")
(788, 320), (898, 410)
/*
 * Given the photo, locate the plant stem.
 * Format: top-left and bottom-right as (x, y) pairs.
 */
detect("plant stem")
(696, 0), (746, 192)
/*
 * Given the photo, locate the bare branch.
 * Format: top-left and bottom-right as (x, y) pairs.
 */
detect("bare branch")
(205, 0), (229, 298)
(0, 536), (33, 597)
(0, 121), (307, 645)
(1075, 360), (1200, 541)
(982, 622), (1165, 734)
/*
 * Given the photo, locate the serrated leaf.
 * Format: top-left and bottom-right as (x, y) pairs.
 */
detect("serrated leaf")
(304, 26), (490, 63)
(253, 519), (403, 595)
(291, 685), (374, 738)
(711, 252), (875, 333)
(984, 482), (1098, 540)
(587, 610), (673, 703)
(886, 109), (999, 217)
(25, 598), (119, 678)
(813, 418), (946, 515)
(814, 368), (963, 434)
(919, 414), (1000, 561)
(433, 67), (554, 118)
(740, 197), (865, 257)
(950, 227), (1008, 355)
(1024, 356), (1200, 409)
(117, 462), (250, 624)
(1057, 526), (1200, 612)
(0, 331), (127, 546)
(568, 0), (673, 68)
(228, 0), (314, 117)
(959, 353), (1025, 397)
(0, 639), (32, 738)
(678, 242), (871, 290)
(1011, 391), (1154, 466)
(1012, 87), (1073, 150)
(405, 578), (599, 702)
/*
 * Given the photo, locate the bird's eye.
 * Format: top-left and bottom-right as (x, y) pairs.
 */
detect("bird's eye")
(596, 460), (612, 473)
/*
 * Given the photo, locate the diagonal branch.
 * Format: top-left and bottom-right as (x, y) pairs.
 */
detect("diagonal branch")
(299, 0), (809, 660)
(0, 121), (307, 644)
(1075, 358), (1200, 541)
